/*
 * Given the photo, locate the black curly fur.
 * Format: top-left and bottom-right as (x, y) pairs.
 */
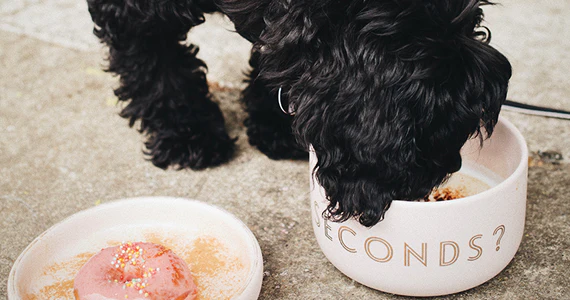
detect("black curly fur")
(218, 0), (512, 226)
(87, 0), (235, 170)
(242, 51), (307, 159)
(88, 0), (512, 227)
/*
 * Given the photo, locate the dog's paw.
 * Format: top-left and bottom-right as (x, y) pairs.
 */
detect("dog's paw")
(245, 114), (307, 160)
(144, 128), (236, 170)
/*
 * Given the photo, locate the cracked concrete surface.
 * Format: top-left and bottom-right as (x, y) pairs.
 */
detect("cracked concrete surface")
(1, 0), (569, 299)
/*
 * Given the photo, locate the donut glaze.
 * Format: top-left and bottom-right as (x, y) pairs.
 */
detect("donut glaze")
(74, 242), (197, 300)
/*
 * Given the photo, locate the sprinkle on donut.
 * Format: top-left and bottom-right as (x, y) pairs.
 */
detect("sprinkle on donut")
(74, 242), (197, 300)
(105, 242), (160, 298)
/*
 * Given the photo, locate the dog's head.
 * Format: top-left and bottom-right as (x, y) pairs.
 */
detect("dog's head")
(222, 0), (512, 226)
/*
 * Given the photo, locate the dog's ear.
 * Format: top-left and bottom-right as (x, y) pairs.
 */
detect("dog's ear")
(284, 0), (510, 226)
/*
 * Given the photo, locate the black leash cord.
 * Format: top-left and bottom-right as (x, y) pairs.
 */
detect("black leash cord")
(503, 100), (570, 120)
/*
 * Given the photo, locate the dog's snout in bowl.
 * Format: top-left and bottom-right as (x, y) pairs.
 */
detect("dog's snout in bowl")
(309, 117), (528, 297)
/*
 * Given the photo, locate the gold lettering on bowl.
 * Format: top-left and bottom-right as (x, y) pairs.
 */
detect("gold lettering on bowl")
(439, 241), (460, 266)
(338, 226), (357, 253)
(468, 234), (483, 261)
(404, 243), (428, 267)
(364, 237), (393, 263)
(324, 219), (333, 241)
(313, 201), (321, 227)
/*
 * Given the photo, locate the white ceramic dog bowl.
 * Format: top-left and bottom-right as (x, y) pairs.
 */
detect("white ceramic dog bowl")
(309, 117), (528, 297)
(8, 197), (263, 300)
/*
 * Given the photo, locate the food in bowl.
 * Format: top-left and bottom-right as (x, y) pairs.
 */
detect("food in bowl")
(74, 242), (197, 300)
(423, 162), (503, 202)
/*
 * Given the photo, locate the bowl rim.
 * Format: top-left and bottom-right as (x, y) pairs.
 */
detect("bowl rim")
(7, 196), (263, 299)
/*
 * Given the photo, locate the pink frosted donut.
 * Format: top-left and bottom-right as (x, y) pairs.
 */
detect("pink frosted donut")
(74, 242), (197, 300)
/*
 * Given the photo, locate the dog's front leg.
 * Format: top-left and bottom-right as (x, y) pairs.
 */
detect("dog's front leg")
(87, 0), (235, 169)
(242, 51), (307, 160)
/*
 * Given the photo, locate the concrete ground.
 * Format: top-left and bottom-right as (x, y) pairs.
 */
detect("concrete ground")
(1, 0), (569, 299)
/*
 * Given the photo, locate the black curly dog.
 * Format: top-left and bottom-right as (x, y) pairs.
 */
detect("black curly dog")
(87, 0), (511, 226)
